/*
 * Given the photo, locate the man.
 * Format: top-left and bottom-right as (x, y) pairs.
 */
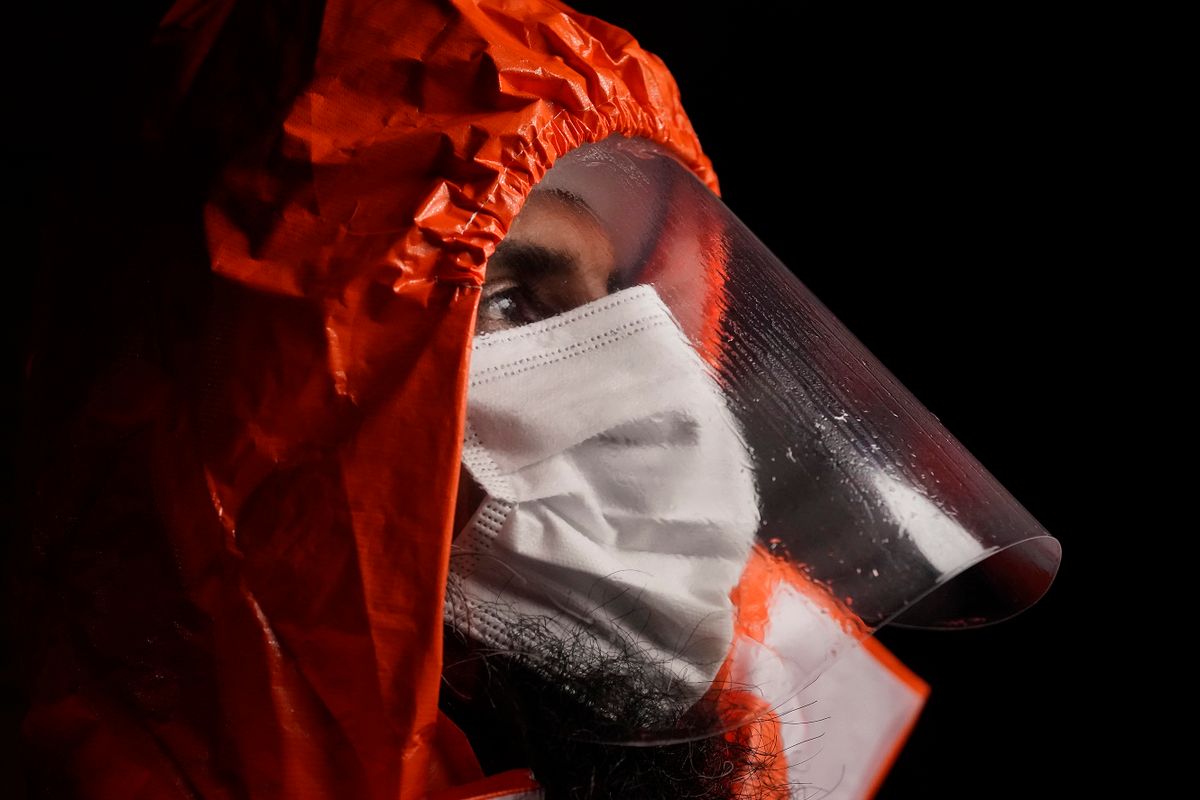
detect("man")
(11, 2), (1059, 798)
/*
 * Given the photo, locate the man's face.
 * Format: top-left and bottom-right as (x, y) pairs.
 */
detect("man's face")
(455, 188), (621, 532)
(445, 184), (775, 799)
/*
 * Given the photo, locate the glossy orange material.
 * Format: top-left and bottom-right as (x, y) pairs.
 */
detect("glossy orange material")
(731, 547), (871, 648)
(16, 1), (715, 798)
(723, 549), (926, 800)
(859, 638), (930, 800)
(718, 546), (838, 800)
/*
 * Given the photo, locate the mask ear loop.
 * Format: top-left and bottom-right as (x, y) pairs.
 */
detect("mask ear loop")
(452, 410), (525, 589)
(459, 421), (513, 501)
(446, 417), (522, 630)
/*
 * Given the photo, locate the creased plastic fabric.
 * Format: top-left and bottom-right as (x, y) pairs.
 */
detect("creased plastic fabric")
(14, 2), (714, 798)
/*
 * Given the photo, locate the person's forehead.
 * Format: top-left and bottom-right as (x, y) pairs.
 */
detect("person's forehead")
(505, 188), (610, 243)
(526, 143), (670, 273)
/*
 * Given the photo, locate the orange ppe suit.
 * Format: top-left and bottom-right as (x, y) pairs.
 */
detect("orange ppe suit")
(14, 2), (725, 797)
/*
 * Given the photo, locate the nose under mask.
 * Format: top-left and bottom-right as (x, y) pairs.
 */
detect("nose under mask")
(445, 285), (761, 699)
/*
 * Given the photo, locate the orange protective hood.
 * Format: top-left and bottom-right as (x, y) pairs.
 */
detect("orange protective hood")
(16, 2), (715, 799)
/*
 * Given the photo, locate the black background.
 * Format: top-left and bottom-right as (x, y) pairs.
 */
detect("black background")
(15, 1), (1144, 797)
(571, 2), (1133, 797)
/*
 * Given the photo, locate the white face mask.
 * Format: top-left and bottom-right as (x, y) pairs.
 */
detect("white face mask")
(445, 285), (761, 697)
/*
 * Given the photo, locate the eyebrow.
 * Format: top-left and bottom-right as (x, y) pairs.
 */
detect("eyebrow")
(487, 187), (596, 278)
(488, 240), (578, 278)
(541, 187), (591, 210)
(534, 186), (605, 227)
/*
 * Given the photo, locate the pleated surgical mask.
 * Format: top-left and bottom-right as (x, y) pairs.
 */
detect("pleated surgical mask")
(445, 284), (761, 697)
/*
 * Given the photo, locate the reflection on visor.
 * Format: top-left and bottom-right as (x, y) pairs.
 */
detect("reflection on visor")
(443, 136), (1061, 759)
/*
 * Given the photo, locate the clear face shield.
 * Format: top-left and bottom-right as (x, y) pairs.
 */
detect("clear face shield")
(442, 136), (1061, 748)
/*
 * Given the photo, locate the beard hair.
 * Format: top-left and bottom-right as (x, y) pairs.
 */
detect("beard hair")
(439, 599), (790, 800)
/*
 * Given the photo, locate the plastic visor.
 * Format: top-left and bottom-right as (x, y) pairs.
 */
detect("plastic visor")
(443, 135), (1060, 744)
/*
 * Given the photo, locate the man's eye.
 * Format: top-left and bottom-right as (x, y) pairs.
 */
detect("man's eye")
(478, 285), (553, 332)
(484, 289), (518, 319)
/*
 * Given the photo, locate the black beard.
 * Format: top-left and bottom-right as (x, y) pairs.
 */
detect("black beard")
(439, 608), (789, 800)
